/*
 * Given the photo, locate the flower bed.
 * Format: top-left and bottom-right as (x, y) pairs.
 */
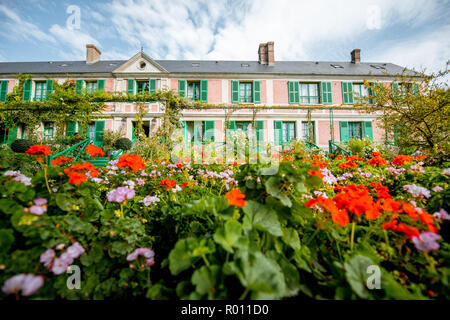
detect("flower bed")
(0, 145), (448, 299)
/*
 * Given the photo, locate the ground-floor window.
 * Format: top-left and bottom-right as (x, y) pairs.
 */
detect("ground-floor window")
(282, 121), (296, 144)
(348, 122), (363, 140)
(301, 121), (315, 143)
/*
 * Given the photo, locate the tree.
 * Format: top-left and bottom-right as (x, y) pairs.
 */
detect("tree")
(358, 62), (450, 158)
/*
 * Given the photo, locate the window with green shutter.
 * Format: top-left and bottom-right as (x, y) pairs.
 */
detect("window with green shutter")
(231, 80), (239, 103)
(149, 79), (157, 93)
(340, 121), (349, 142)
(97, 79), (105, 92)
(178, 80), (187, 97)
(137, 80), (149, 93)
(186, 81), (200, 100)
(44, 122), (54, 140)
(301, 121), (315, 143)
(65, 121), (77, 137)
(45, 79), (54, 101)
(253, 80), (261, 103)
(342, 82), (354, 104)
(274, 120), (282, 145)
(255, 120), (264, 144)
(6, 126), (17, 145)
(22, 79), (32, 102)
(288, 81), (299, 104)
(93, 121), (105, 147)
(0, 80), (9, 103)
(364, 121), (373, 140)
(184, 121), (214, 143)
(281, 121), (296, 144)
(321, 82), (332, 104)
(127, 79), (135, 95)
(75, 79), (83, 94)
(203, 120), (214, 142)
(200, 80), (208, 102)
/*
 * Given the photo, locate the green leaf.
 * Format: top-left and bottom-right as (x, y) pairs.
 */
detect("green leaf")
(228, 249), (286, 299)
(242, 200), (282, 236)
(0, 228), (14, 253)
(281, 227), (300, 250)
(191, 265), (220, 296)
(213, 220), (244, 253)
(168, 237), (215, 275)
(265, 177), (292, 207)
(64, 215), (95, 234)
(56, 193), (75, 211)
(16, 189), (36, 202)
(0, 199), (23, 215)
(344, 255), (375, 299)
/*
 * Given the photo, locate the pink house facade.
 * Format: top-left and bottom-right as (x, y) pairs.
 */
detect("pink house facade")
(0, 43), (405, 149)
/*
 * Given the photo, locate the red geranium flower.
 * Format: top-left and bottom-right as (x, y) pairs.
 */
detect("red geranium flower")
(67, 172), (87, 185)
(225, 189), (246, 207)
(85, 144), (105, 158)
(392, 155), (414, 166)
(26, 145), (51, 156)
(160, 179), (176, 189)
(308, 170), (324, 179)
(51, 156), (73, 166)
(117, 153), (145, 171)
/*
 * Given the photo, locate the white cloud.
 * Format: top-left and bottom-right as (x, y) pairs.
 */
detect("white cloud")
(0, 5), (55, 43)
(49, 24), (100, 60)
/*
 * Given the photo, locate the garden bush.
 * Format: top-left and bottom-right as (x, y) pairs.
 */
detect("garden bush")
(114, 138), (132, 151)
(0, 144), (448, 300)
(10, 139), (32, 153)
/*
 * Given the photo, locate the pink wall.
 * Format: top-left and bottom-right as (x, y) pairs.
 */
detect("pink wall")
(105, 79), (114, 92)
(373, 120), (384, 141)
(215, 120), (223, 142)
(105, 119), (113, 130)
(208, 80), (221, 104)
(332, 81), (342, 105)
(273, 80), (288, 104)
(317, 120), (341, 145)
(7, 79), (16, 93)
(170, 79), (178, 93)
(261, 80), (267, 104)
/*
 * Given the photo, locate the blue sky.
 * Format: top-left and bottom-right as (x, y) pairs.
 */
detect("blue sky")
(0, 0), (449, 74)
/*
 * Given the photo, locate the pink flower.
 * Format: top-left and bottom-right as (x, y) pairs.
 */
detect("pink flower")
(126, 248), (155, 267)
(51, 258), (69, 275)
(2, 274), (44, 297)
(107, 186), (135, 204)
(40, 248), (55, 268)
(29, 205), (46, 215)
(66, 242), (85, 259)
(412, 232), (442, 252)
(33, 198), (48, 206)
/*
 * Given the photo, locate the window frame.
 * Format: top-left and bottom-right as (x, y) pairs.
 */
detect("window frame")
(239, 82), (253, 103)
(301, 121), (316, 143)
(86, 81), (98, 94)
(299, 82), (320, 104)
(34, 81), (47, 102)
(136, 80), (150, 94)
(43, 122), (54, 140)
(187, 81), (201, 101)
(281, 121), (296, 144)
(348, 121), (363, 140)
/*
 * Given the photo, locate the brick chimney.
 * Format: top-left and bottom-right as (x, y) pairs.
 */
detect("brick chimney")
(351, 48), (361, 63)
(86, 44), (101, 64)
(258, 43), (267, 65)
(258, 42), (275, 65)
(267, 41), (274, 66)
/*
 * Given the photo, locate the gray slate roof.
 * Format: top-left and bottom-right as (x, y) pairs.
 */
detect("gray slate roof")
(0, 59), (410, 76)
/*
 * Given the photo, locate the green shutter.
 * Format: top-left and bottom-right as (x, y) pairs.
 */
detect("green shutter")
(200, 79), (208, 102)
(132, 123), (136, 144)
(342, 82), (353, 104)
(93, 121), (105, 147)
(22, 79), (32, 102)
(127, 79), (135, 95)
(340, 121), (349, 142)
(45, 79), (54, 100)
(149, 79), (157, 93)
(413, 83), (419, 96)
(227, 120), (237, 132)
(231, 80), (239, 103)
(255, 120), (264, 144)
(391, 82), (399, 90)
(182, 121), (188, 143)
(6, 126), (17, 145)
(75, 79), (83, 94)
(253, 80), (261, 103)
(203, 120), (215, 142)
(0, 80), (8, 103)
(288, 81), (300, 104)
(364, 121), (373, 140)
(321, 81), (332, 104)
(66, 121), (76, 137)
(178, 80), (187, 97)
(97, 79), (105, 92)
(274, 120), (282, 145)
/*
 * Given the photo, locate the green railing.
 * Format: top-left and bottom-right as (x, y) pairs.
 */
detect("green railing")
(328, 140), (352, 157)
(305, 141), (321, 151)
(48, 138), (90, 165)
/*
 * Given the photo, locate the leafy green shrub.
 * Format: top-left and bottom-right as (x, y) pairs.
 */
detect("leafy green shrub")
(10, 139), (32, 153)
(113, 137), (132, 151)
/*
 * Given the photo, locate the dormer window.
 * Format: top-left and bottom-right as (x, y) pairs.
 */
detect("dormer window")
(139, 61), (147, 69)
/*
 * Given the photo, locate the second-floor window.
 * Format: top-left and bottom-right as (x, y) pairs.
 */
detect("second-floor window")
(187, 81), (200, 100)
(299, 83), (319, 104)
(44, 122), (54, 140)
(35, 81), (47, 101)
(239, 82), (253, 103)
(86, 81), (97, 94)
(136, 81), (149, 94)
